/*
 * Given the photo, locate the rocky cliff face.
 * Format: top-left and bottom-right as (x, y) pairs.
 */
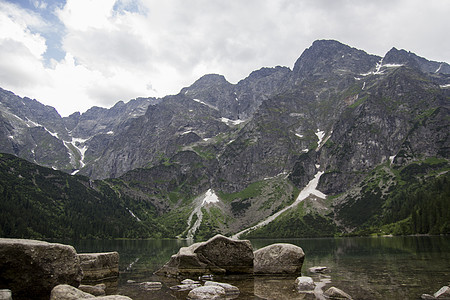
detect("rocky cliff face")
(0, 90), (155, 173)
(1, 39), (449, 239)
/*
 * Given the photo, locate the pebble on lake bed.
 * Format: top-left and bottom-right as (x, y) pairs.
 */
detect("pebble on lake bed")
(139, 282), (162, 290)
(204, 281), (240, 296)
(421, 286), (450, 299)
(324, 287), (353, 299)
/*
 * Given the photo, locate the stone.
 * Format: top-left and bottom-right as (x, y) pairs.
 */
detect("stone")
(0, 239), (83, 300)
(187, 286), (226, 300)
(78, 252), (119, 282)
(421, 294), (436, 300)
(295, 276), (315, 291)
(194, 235), (254, 274)
(139, 281), (162, 290)
(50, 284), (95, 300)
(324, 287), (353, 299)
(170, 283), (202, 292)
(0, 290), (12, 300)
(95, 296), (132, 300)
(309, 266), (328, 273)
(204, 281), (240, 296)
(78, 284), (106, 296)
(181, 279), (201, 284)
(435, 286), (450, 299)
(254, 243), (305, 274)
(199, 274), (214, 281)
(156, 234), (253, 276)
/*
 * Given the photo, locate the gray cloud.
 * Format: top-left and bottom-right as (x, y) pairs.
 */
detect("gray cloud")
(0, 0), (449, 116)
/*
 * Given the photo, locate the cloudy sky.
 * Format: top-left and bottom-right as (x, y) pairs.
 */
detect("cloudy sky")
(1, 0), (449, 116)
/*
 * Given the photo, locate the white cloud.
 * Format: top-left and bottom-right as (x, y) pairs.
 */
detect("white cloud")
(0, 0), (449, 117)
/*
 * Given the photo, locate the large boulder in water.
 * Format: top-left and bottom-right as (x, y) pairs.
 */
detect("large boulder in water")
(78, 252), (119, 282)
(0, 238), (83, 300)
(156, 235), (254, 276)
(254, 243), (305, 274)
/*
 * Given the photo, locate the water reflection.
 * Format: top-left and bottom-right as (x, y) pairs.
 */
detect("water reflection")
(68, 236), (450, 300)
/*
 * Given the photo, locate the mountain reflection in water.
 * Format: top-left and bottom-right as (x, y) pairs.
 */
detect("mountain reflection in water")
(70, 236), (450, 300)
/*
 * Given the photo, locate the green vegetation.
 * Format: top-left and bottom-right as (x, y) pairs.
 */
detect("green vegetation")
(0, 153), (166, 239)
(339, 158), (450, 236)
(195, 207), (231, 241)
(243, 200), (337, 238)
(217, 180), (266, 203)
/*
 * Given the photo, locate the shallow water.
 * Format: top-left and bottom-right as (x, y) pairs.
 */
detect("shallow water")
(71, 236), (450, 300)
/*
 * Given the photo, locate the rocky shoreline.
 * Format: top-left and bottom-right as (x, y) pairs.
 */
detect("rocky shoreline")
(1, 236), (449, 299)
(0, 238), (122, 300)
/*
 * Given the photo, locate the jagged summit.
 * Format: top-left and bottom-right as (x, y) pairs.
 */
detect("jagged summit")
(292, 39), (381, 78)
(382, 47), (450, 74)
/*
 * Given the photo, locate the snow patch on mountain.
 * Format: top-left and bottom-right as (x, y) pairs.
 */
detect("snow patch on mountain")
(232, 170), (326, 239)
(202, 189), (220, 205)
(192, 98), (218, 110)
(183, 189), (221, 240)
(220, 117), (246, 126)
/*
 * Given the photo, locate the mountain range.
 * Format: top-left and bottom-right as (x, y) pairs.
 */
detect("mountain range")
(1, 39), (449, 240)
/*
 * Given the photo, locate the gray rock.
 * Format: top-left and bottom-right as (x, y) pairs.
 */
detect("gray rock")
(309, 266), (328, 273)
(95, 296), (133, 300)
(170, 283), (202, 292)
(78, 252), (119, 282)
(254, 243), (305, 274)
(181, 279), (201, 285)
(78, 284), (106, 296)
(324, 287), (353, 299)
(139, 281), (162, 290)
(204, 281), (240, 296)
(421, 294), (436, 300)
(0, 290), (12, 300)
(50, 284), (94, 300)
(295, 276), (315, 291)
(435, 286), (450, 299)
(156, 235), (253, 276)
(187, 286), (226, 300)
(0, 239), (83, 300)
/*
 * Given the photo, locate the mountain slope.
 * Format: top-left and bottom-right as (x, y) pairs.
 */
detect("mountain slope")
(0, 39), (449, 240)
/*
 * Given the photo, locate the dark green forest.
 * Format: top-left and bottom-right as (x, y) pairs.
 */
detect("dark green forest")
(0, 153), (167, 239)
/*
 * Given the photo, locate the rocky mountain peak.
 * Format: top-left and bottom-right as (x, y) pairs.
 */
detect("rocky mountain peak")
(383, 47), (450, 74)
(182, 74), (231, 93)
(292, 39), (380, 78)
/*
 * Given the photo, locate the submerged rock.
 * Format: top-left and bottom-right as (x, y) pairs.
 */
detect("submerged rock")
(181, 279), (201, 285)
(78, 252), (119, 282)
(95, 297), (132, 300)
(295, 276), (315, 291)
(139, 281), (162, 290)
(309, 266), (328, 273)
(254, 243), (305, 274)
(187, 285), (226, 300)
(204, 281), (239, 296)
(0, 239), (83, 300)
(170, 283), (202, 292)
(0, 290), (12, 300)
(324, 287), (353, 299)
(78, 284), (106, 296)
(156, 235), (253, 276)
(421, 286), (450, 299)
(435, 286), (450, 299)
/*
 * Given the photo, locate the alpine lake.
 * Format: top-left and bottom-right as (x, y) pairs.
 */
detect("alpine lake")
(71, 236), (450, 300)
